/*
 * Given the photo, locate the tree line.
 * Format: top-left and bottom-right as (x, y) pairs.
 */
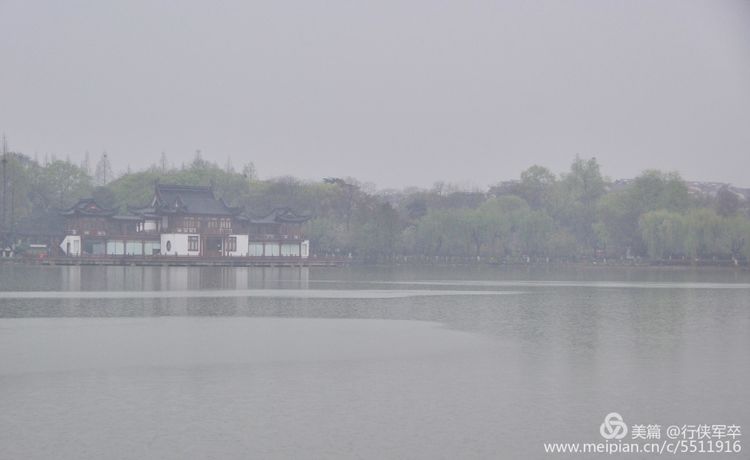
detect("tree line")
(1, 150), (749, 264)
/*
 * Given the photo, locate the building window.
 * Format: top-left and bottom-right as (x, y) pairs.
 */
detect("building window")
(227, 237), (237, 252)
(188, 236), (200, 251)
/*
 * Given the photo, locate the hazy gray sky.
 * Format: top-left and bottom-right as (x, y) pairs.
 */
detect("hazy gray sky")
(1, 0), (749, 188)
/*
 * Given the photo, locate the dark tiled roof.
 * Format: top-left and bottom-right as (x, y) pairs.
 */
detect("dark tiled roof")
(126, 206), (160, 218)
(59, 198), (118, 217)
(131, 184), (242, 216)
(246, 207), (311, 224)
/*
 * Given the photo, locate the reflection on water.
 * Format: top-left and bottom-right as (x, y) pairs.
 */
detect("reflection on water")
(4, 264), (750, 292)
(368, 279), (750, 289)
(0, 265), (749, 459)
(0, 317), (496, 375)
(0, 289), (523, 300)
(57, 265), (313, 292)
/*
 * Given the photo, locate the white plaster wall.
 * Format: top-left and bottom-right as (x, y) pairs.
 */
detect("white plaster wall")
(160, 233), (200, 256)
(59, 235), (81, 256)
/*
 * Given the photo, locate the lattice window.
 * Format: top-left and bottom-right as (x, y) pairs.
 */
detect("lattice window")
(188, 236), (200, 251)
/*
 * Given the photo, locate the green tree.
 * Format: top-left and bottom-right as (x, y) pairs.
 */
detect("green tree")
(476, 196), (528, 257)
(91, 186), (118, 209)
(1, 153), (36, 233)
(414, 209), (471, 257)
(597, 170), (690, 257)
(719, 215), (750, 261)
(715, 186), (740, 217)
(305, 217), (349, 256)
(638, 210), (686, 260)
(684, 209), (724, 259)
(517, 209), (555, 256)
(550, 156), (607, 254)
(511, 165), (557, 209)
(562, 156), (607, 206)
(351, 202), (401, 262)
(37, 160), (92, 208)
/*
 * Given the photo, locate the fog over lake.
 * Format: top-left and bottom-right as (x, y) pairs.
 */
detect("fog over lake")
(2, 0), (749, 457)
(2, 0), (749, 187)
(1, 265), (748, 459)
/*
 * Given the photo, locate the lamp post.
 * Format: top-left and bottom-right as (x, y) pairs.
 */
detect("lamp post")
(1, 135), (7, 241)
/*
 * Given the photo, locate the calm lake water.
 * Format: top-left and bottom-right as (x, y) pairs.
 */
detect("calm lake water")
(1, 265), (748, 459)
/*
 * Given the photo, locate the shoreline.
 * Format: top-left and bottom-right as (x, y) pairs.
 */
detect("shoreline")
(1, 257), (747, 271)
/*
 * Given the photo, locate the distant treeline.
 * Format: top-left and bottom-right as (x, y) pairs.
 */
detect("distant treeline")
(1, 151), (749, 264)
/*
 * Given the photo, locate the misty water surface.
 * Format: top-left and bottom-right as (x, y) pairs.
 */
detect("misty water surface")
(0, 265), (748, 459)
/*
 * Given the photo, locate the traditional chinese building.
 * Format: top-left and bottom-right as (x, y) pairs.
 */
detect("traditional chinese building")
(128, 184), (245, 257)
(59, 198), (149, 257)
(58, 184), (311, 259)
(244, 208), (311, 258)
